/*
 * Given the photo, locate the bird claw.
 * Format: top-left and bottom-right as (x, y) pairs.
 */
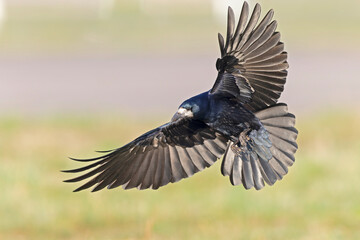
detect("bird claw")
(239, 128), (251, 146)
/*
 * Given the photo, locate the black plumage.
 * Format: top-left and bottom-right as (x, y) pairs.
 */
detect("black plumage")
(64, 2), (298, 192)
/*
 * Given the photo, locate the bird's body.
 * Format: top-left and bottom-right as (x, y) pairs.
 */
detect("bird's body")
(180, 91), (260, 138)
(64, 2), (298, 192)
(206, 96), (260, 138)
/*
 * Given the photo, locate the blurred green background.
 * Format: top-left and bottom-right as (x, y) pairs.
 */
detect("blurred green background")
(1, 0), (360, 239)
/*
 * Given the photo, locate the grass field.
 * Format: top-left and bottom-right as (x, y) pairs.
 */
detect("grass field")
(1, 0), (360, 54)
(1, 110), (360, 240)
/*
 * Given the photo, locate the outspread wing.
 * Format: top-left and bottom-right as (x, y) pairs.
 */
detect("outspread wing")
(63, 118), (228, 191)
(210, 2), (288, 111)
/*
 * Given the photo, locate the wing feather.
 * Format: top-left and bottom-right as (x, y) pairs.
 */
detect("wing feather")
(152, 147), (165, 190)
(247, 42), (284, 63)
(225, 7), (236, 52)
(212, 3), (288, 111)
(238, 10), (274, 54)
(160, 145), (173, 186)
(235, 3), (261, 51)
(232, 2), (249, 49)
(64, 118), (227, 191)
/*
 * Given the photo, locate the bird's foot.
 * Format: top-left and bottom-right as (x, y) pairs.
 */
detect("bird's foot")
(239, 128), (252, 147)
(240, 128), (253, 153)
(231, 128), (252, 154)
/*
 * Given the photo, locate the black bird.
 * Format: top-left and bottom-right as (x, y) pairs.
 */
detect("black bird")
(64, 2), (298, 192)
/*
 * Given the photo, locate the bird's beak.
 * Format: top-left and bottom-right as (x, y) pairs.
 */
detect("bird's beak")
(171, 112), (182, 122)
(171, 107), (193, 121)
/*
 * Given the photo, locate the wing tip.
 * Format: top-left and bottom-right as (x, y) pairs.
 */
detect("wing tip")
(68, 155), (103, 162)
(218, 33), (225, 57)
(73, 187), (83, 193)
(254, 2), (261, 8)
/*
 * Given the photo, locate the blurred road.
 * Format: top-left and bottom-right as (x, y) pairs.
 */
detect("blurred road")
(1, 50), (359, 116)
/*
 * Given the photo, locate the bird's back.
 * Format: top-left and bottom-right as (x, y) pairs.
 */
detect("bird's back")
(205, 94), (261, 138)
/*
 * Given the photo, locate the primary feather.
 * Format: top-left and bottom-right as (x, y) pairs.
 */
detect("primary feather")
(214, 2), (288, 112)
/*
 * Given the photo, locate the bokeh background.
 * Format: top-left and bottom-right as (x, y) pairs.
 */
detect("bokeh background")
(1, 0), (360, 239)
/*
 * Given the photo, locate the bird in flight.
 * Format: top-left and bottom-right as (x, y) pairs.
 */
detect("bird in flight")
(64, 2), (298, 192)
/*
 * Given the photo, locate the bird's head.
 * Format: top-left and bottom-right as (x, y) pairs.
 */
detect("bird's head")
(172, 92), (209, 122)
(171, 103), (196, 122)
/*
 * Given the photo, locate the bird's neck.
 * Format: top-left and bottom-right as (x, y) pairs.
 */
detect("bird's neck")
(187, 91), (210, 120)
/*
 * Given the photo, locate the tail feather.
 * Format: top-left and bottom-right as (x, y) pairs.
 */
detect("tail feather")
(230, 155), (242, 186)
(242, 157), (254, 189)
(221, 142), (236, 176)
(257, 154), (278, 185)
(221, 103), (298, 190)
(254, 103), (289, 119)
(250, 152), (265, 190)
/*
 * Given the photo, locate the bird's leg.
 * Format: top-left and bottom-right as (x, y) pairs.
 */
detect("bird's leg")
(231, 128), (252, 154)
(239, 128), (252, 147)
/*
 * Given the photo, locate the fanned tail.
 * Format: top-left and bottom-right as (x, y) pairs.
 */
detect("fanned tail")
(221, 103), (298, 190)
